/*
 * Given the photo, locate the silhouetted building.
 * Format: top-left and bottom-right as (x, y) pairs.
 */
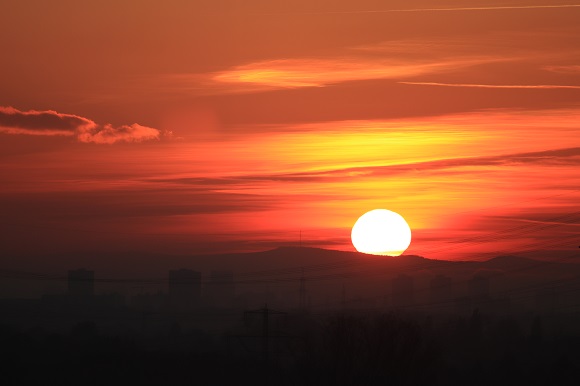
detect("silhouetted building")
(169, 269), (201, 309)
(392, 274), (414, 307)
(206, 270), (235, 308)
(67, 269), (94, 303)
(430, 274), (453, 303)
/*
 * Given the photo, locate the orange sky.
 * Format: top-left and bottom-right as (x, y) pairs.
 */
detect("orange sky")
(1, 0), (579, 263)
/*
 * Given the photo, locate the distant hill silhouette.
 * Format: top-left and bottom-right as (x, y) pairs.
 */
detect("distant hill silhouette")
(483, 255), (539, 269)
(8, 246), (579, 278)
(3, 246), (579, 301)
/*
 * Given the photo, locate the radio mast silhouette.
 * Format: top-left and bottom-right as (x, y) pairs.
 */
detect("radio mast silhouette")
(244, 304), (287, 366)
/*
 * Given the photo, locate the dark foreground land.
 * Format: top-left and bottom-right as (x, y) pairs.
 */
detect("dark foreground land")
(3, 248), (580, 384)
(2, 309), (580, 386)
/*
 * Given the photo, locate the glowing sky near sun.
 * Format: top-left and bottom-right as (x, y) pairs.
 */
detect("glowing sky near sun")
(1, 0), (579, 264)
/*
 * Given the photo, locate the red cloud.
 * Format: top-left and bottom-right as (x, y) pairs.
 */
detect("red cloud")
(77, 123), (161, 144)
(0, 106), (160, 144)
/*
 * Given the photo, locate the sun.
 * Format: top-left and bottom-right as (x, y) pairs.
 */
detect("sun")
(351, 209), (412, 256)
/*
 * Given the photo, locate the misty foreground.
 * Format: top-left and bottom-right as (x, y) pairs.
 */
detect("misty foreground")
(1, 310), (579, 386)
(2, 248), (580, 384)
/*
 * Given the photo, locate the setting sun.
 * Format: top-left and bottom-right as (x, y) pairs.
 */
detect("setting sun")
(351, 209), (412, 256)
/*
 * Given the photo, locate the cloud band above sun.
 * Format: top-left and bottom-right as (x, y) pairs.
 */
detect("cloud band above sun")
(209, 57), (504, 91)
(0, 106), (161, 144)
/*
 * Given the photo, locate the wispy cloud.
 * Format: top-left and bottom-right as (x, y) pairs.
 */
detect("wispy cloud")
(399, 81), (580, 89)
(149, 31), (568, 97)
(278, 4), (580, 15)
(544, 65), (580, 74)
(76, 123), (162, 144)
(0, 106), (90, 137)
(210, 57), (502, 90)
(0, 106), (161, 144)
(149, 147), (580, 186)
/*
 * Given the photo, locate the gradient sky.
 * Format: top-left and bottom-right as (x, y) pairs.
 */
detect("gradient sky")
(1, 0), (579, 263)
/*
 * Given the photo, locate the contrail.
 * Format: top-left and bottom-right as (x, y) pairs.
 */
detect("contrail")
(400, 82), (580, 89)
(267, 4), (580, 15)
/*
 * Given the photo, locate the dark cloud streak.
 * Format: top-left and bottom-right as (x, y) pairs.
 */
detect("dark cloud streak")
(148, 147), (580, 186)
(0, 189), (271, 222)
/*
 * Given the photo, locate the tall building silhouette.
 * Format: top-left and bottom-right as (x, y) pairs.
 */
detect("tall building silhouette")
(169, 269), (201, 309)
(67, 269), (94, 303)
(392, 274), (414, 307)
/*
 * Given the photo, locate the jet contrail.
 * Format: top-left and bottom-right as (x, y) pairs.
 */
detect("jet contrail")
(400, 82), (580, 89)
(267, 4), (580, 15)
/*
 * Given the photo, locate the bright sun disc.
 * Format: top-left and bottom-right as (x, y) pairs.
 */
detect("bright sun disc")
(351, 209), (412, 256)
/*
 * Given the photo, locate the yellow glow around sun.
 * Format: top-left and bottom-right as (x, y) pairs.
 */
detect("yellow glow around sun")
(351, 209), (412, 256)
